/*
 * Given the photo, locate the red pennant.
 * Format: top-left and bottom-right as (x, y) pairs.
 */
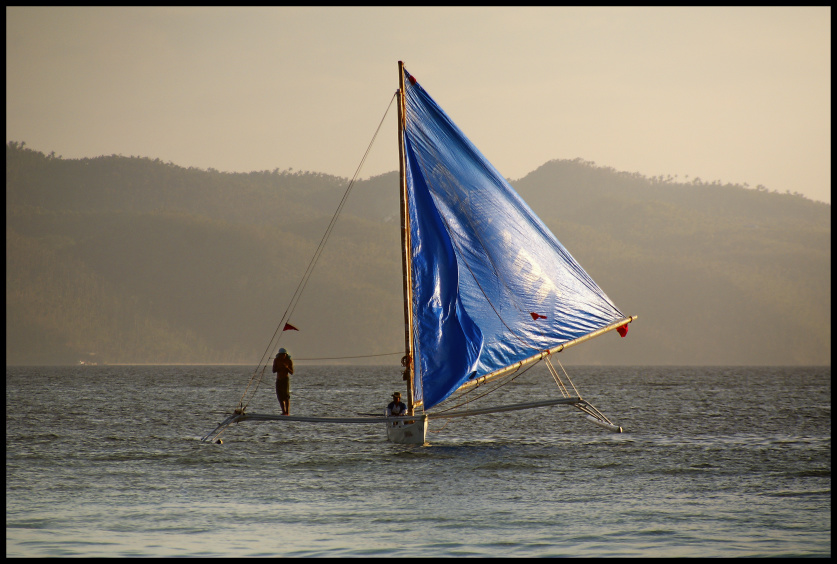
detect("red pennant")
(616, 324), (628, 338)
(283, 323), (299, 332)
(530, 312), (547, 321)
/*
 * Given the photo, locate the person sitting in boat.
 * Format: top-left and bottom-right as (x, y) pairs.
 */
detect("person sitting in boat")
(272, 348), (294, 415)
(386, 392), (407, 420)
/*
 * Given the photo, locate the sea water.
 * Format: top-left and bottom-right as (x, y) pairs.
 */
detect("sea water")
(6, 365), (831, 557)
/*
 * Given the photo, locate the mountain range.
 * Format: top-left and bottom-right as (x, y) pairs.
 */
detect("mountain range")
(6, 141), (830, 366)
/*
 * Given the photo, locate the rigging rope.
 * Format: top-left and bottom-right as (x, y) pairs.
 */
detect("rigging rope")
(293, 352), (402, 361)
(237, 92), (399, 413)
(545, 355), (580, 399)
(433, 360), (537, 414)
(544, 355), (616, 425)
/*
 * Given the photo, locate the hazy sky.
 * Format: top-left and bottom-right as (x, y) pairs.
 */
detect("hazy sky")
(6, 6), (831, 203)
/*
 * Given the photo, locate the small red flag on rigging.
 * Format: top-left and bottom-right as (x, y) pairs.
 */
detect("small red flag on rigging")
(616, 324), (628, 338)
(530, 312), (547, 321)
(283, 323), (299, 332)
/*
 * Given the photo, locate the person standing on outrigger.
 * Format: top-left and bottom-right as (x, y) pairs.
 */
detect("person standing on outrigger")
(272, 348), (294, 415)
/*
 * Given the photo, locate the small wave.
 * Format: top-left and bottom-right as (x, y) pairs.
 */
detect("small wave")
(789, 469), (831, 478)
(7, 519), (51, 530)
(652, 466), (717, 475)
(765, 489), (831, 498)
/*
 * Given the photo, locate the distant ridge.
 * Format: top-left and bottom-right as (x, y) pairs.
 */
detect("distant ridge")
(6, 142), (830, 365)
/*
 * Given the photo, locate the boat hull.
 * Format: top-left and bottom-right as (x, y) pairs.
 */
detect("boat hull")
(386, 416), (428, 444)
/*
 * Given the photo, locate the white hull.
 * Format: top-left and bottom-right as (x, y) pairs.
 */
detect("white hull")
(386, 416), (428, 444)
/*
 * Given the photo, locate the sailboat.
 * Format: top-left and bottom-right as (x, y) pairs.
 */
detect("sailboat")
(202, 62), (636, 445)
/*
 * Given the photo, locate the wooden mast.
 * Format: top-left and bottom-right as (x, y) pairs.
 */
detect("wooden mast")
(397, 61), (416, 415)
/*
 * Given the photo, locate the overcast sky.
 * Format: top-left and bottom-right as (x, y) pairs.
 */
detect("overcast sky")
(6, 6), (831, 203)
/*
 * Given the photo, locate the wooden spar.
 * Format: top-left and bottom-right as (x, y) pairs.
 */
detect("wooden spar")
(397, 61), (417, 415)
(236, 413), (426, 424)
(199, 397), (614, 442)
(213, 398), (581, 426)
(455, 315), (638, 395)
(425, 398), (580, 419)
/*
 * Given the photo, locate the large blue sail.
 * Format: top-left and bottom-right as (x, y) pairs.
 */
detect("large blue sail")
(403, 69), (626, 410)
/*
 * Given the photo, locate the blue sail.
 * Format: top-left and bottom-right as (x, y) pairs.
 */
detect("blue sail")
(403, 69), (626, 410)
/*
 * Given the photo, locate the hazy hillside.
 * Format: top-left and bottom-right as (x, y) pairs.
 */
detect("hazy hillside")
(6, 143), (830, 366)
(513, 159), (830, 365)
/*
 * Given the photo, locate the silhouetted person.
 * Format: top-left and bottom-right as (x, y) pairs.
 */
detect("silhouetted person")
(272, 348), (294, 415)
(387, 391), (407, 418)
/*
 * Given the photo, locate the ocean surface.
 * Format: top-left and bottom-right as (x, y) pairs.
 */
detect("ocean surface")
(6, 365), (831, 557)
